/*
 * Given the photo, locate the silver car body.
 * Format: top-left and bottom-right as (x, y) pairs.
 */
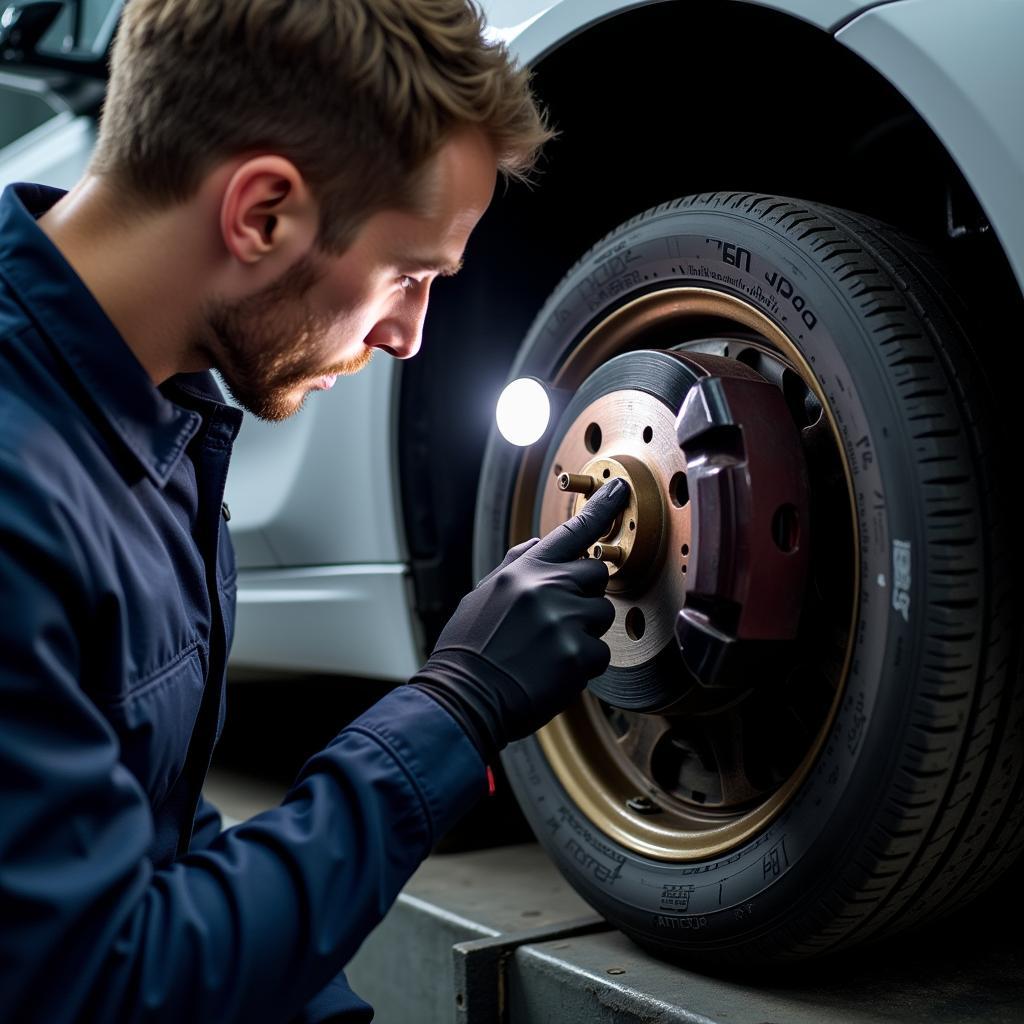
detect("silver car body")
(1, 0), (1021, 681)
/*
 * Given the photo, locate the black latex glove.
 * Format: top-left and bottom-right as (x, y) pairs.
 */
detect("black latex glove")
(410, 478), (630, 760)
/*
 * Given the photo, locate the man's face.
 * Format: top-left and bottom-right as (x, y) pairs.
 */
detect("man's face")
(201, 129), (498, 421)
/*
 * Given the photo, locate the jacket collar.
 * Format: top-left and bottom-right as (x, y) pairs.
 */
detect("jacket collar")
(0, 182), (238, 487)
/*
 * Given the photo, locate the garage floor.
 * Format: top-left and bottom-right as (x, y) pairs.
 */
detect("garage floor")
(346, 845), (1024, 1024)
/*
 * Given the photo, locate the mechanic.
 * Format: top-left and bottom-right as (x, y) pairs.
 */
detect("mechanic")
(0, 1), (629, 1022)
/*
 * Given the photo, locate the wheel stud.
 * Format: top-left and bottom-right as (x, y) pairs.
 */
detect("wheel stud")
(558, 471), (597, 495)
(593, 543), (624, 565)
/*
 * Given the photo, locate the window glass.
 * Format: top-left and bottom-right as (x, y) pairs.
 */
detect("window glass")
(37, 0), (122, 57)
(0, 83), (60, 151)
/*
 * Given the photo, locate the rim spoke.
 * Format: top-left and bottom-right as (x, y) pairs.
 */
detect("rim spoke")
(616, 713), (672, 775)
(735, 346), (786, 387)
(701, 716), (763, 807)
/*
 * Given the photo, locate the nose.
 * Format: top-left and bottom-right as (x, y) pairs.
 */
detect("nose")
(366, 324), (422, 360)
(366, 284), (430, 359)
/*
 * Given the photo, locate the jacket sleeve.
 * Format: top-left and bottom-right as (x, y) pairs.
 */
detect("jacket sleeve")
(190, 795), (225, 850)
(0, 457), (487, 1024)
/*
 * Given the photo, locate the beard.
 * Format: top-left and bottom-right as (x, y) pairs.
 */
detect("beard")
(199, 253), (373, 421)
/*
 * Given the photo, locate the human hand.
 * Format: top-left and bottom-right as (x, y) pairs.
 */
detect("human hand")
(410, 478), (630, 756)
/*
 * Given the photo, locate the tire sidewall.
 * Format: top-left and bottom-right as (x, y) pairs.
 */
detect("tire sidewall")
(475, 203), (926, 952)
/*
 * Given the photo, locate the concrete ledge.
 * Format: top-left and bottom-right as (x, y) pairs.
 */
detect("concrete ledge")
(346, 845), (1024, 1024)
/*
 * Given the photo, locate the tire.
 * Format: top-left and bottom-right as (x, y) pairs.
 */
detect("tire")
(472, 192), (1024, 964)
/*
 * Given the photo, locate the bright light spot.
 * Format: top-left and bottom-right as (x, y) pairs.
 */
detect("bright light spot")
(481, 5), (555, 45)
(496, 377), (551, 447)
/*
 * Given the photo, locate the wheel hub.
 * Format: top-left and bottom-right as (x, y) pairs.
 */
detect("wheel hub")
(559, 453), (662, 582)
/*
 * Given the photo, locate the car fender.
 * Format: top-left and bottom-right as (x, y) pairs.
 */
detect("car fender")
(483, 0), (896, 54)
(836, 0), (1024, 297)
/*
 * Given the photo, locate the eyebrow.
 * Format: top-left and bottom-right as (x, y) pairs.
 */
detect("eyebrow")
(399, 254), (465, 277)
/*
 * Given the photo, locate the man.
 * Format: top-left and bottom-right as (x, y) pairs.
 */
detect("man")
(0, 1), (627, 1021)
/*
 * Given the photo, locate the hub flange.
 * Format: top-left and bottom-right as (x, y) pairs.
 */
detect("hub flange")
(565, 454), (662, 583)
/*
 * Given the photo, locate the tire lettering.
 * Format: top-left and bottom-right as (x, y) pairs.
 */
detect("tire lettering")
(762, 838), (790, 880)
(706, 236), (751, 273)
(580, 256), (644, 311)
(892, 540), (911, 622)
(847, 691), (867, 755)
(675, 830), (772, 875)
(658, 883), (696, 911)
(684, 240), (785, 317)
(653, 914), (708, 931)
(762, 849), (783, 879)
(557, 806), (625, 884)
(765, 270), (819, 330)
(565, 839), (622, 884)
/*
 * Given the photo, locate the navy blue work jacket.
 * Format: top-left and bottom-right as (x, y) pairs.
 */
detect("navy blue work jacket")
(0, 183), (485, 1022)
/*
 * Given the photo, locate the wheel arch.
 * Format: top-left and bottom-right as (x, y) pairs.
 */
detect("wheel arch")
(836, 0), (1024, 299)
(397, 0), (1024, 649)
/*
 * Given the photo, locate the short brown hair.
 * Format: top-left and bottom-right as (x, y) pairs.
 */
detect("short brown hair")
(91, 0), (552, 250)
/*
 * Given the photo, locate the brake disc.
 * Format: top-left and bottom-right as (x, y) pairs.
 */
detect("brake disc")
(536, 348), (810, 714)
(536, 350), (697, 711)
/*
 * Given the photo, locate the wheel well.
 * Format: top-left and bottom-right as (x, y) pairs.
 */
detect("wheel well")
(398, 0), (1023, 648)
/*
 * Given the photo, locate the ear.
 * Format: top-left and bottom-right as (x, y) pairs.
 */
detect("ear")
(219, 155), (318, 267)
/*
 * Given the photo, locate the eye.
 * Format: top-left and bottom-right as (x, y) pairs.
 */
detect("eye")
(398, 275), (419, 291)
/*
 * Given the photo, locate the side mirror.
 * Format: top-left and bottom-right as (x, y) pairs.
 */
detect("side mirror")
(1, 0), (111, 79)
(0, 2), (64, 58)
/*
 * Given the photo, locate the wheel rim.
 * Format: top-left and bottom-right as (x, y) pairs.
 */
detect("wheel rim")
(509, 287), (859, 860)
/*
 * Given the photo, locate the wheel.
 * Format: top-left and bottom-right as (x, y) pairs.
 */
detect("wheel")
(472, 193), (1023, 965)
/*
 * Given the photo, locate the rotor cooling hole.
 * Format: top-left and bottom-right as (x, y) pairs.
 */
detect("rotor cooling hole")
(625, 607), (646, 641)
(670, 472), (689, 508)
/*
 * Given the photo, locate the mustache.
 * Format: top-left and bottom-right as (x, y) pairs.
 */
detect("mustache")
(267, 340), (374, 392)
(319, 345), (375, 378)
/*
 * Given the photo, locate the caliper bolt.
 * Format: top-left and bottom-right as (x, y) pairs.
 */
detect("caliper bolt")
(558, 472), (597, 495)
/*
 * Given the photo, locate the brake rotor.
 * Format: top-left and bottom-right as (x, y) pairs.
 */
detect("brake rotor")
(536, 350), (699, 711)
(536, 348), (811, 714)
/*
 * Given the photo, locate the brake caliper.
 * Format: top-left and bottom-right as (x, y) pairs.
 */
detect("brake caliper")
(673, 352), (811, 690)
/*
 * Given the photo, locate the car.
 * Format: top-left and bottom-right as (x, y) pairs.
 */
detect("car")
(3, 0), (1022, 967)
